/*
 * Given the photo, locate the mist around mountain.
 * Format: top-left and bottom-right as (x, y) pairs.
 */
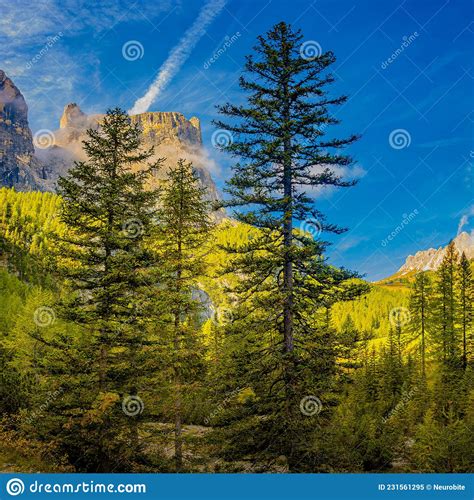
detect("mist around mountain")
(0, 70), (221, 206)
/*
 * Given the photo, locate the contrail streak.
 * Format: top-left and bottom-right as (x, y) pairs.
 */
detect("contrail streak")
(129, 0), (227, 115)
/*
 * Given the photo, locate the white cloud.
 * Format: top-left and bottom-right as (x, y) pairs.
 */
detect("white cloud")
(0, 0), (174, 43)
(457, 205), (474, 235)
(305, 163), (367, 198)
(0, 0), (174, 129)
(129, 0), (227, 115)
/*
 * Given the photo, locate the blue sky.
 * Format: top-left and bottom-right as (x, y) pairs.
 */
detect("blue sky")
(1, 0), (472, 280)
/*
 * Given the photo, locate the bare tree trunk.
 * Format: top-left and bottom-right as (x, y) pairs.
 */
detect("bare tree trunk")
(174, 315), (183, 472)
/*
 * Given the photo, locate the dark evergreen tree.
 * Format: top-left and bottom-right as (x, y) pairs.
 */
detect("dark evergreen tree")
(213, 21), (365, 470)
(458, 252), (473, 368)
(33, 108), (163, 471)
(154, 159), (213, 471)
(433, 241), (459, 367)
(409, 272), (432, 376)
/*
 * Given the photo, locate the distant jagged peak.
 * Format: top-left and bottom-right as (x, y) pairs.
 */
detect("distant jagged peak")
(0, 71), (219, 205)
(397, 231), (474, 275)
(0, 69), (30, 125)
(58, 104), (202, 146)
(60, 103), (87, 129)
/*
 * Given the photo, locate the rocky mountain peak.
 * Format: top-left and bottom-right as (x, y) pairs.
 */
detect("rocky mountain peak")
(130, 111), (202, 147)
(0, 70), (31, 134)
(59, 103), (87, 129)
(397, 231), (474, 275)
(0, 71), (221, 207)
(0, 69), (44, 189)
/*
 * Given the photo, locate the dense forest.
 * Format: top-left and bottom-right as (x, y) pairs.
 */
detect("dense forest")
(0, 23), (472, 473)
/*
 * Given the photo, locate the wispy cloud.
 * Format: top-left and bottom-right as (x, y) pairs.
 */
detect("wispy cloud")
(306, 163), (367, 198)
(129, 0), (227, 115)
(0, 0), (173, 44)
(457, 205), (474, 235)
(0, 0), (173, 129)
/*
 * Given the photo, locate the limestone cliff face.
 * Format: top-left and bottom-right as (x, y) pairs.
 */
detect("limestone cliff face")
(131, 111), (202, 146)
(0, 70), (45, 190)
(50, 103), (220, 205)
(55, 104), (202, 149)
(397, 231), (474, 275)
(0, 71), (221, 207)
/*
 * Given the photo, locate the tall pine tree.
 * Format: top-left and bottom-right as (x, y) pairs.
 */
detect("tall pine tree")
(155, 159), (213, 471)
(36, 108), (163, 471)
(213, 22), (364, 470)
(458, 252), (473, 368)
(433, 241), (459, 367)
(409, 271), (432, 376)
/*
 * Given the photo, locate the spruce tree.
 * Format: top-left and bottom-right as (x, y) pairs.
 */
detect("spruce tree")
(433, 241), (459, 367)
(458, 252), (473, 368)
(409, 272), (432, 376)
(154, 159), (213, 471)
(213, 22), (364, 470)
(36, 108), (163, 471)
